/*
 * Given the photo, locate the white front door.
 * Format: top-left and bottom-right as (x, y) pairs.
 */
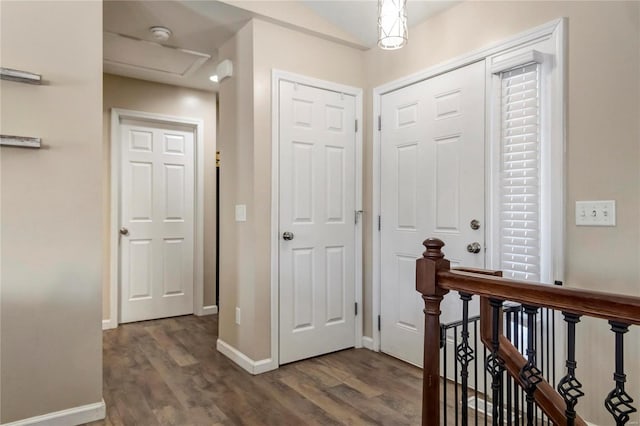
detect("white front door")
(380, 61), (486, 366)
(119, 119), (195, 323)
(278, 80), (356, 364)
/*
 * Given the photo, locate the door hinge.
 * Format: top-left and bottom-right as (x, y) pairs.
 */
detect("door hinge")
(378, 215), (381, 231)
(355, 119), (358, 133)
(377, 115), (382, 131)
(355, 302), (358, 316)
(355, 210), (363, 225)
(216, 150), (221, 168)
(378, 315), (381, 331)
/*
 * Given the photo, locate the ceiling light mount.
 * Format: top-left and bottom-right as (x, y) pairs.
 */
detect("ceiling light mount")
(378, 0), (408, 50)
(149, 26), (172, 42)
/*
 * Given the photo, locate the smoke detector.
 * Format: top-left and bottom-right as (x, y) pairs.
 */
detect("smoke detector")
(149, 26), (172, 42)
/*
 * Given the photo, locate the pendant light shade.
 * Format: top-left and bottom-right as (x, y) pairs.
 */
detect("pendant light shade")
(378, 0), (408, 50)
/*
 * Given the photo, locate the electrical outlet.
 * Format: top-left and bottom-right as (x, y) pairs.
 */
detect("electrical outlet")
(235, 307), (241, 325)
(576, 200), (616, 226)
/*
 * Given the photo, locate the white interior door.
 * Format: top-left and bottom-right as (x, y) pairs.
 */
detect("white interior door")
(380, 61), (486, 367)
(119, 119), (195, 323)
(279, 80), (356, 364)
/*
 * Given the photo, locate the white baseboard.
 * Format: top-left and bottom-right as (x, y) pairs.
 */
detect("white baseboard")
(362, 336), (375, 351)
(103, 305), (217, 328)
(216, 338), (277, 375)
(102, 319), (116, 330)
(1, 399), (105, 426)
(196, 305), (218, 316)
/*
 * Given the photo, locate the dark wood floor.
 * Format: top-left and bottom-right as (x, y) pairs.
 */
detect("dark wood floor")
(86, 315), (478, 426)
(86, 315), (424, 425)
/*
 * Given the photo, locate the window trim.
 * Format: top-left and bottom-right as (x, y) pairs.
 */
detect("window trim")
(486, 30), (566, 286)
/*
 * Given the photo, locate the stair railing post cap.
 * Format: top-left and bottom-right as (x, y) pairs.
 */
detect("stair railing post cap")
(422, 238), (445, 259)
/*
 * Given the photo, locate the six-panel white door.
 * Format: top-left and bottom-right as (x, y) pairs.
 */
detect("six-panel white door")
(120, 120), (195, 323)
(380, 61), (486, 367)
(279, 81), (356, 364)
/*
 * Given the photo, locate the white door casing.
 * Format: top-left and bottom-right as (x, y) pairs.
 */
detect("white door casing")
(278, 80), (357, 364)
(379, 61), (486, 367)
(109, 110), (205, 329)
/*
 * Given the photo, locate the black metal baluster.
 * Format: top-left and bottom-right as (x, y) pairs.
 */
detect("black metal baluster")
(484, 345), (488, 426)
(513, 306), (520, 426)
(455, 324), (460, 426)
(520, 305), (543, 426)
(546, 308), (550, 383)
(444, 327), (448, 426)
(539, 308), (544, 386)
(457, 293), (474, 426)
(557, 312), (584, 426)
(605, 321), (637, 425)
(474, 320), (479, 426)
(486, 298), (505, 425)
(506, 309), (513, 426)
(546, 308), (550, 426)
(552, 308), (556, 387)
(551, 309), (555, 426)
(538, 308), (543, 425)
(534, 307), (539, 425)
(520, 306), (525, 424)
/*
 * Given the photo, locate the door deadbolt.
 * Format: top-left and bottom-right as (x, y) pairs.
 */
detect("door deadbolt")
(282, 231), (294, 241)
(467, 242), (481, 254)
(470, 219), (480, 230)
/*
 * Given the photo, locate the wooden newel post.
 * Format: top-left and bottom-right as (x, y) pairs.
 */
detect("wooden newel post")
(416, 238), (450, 426)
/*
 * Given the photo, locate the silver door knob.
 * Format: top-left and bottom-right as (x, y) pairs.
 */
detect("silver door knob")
(467, 242), (481, 254)
(120, 227), (129, 236)
(282, 231), (294, 241)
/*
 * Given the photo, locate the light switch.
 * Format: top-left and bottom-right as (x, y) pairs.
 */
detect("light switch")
(235, 204), (247, 222)
(575, 200), (615, 226)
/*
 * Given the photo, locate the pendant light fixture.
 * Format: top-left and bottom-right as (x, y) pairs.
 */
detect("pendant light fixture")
(378, 0), (408, 50)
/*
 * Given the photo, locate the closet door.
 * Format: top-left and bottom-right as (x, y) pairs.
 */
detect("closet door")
(380, 61), (486, 366)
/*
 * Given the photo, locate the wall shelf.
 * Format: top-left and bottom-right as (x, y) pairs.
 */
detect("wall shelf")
(1, 135), (41, 149)
(0, 67), (42, 85)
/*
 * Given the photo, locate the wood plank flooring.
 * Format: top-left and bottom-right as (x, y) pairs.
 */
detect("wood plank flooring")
(85, 315), (480, 426)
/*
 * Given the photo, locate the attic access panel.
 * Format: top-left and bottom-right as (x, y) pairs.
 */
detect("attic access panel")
(104, 32), (210, 77)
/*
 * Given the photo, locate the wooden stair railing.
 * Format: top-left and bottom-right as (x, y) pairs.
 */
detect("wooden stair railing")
(417, 238), (640, 426)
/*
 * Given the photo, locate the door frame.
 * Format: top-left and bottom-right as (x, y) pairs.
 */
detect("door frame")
(371, 19), (566, 351)
(107, 108), (205, 329)
(271, 70), (364, 367)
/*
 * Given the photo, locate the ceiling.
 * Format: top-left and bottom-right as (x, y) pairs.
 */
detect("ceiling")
(103, 1), (253, 91)
(103, 1), (460, 92)
(301, 0), (460, 48)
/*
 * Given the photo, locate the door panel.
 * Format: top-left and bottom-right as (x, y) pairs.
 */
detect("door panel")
(120, 121), (195, 323)
(279, 81), (356, 364)
(380, 61), (486, 367)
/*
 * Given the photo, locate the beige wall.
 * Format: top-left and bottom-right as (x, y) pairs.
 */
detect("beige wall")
(0, 1), (103, 423)
(363, 2), (639, 424)
(217, 19), (365, 360)
(102, 74), (217, 320)
(220, 4), (638, 423)
(219, 0), (366, 49)
(217, 21), (257, 357)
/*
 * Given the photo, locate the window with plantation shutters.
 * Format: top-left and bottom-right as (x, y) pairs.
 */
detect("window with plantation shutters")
(500, 63), (541, 281)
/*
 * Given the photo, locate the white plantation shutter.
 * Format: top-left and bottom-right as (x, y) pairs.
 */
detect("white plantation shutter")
(500, 63), (541, 281)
